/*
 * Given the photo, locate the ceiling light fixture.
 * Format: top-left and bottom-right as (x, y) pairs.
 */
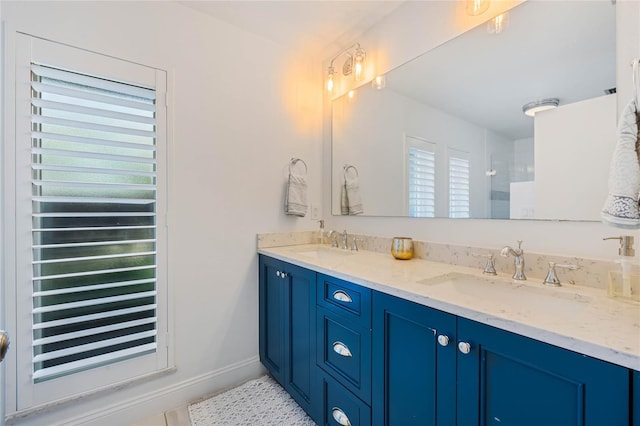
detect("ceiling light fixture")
(522, 98), (560, 117)
(326, 42), (366, 93)
(466, 0), (490, 16)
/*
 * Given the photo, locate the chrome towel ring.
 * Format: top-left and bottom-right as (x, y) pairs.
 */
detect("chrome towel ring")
(289, 158), (308, 176)
(343, 164), (359, 179)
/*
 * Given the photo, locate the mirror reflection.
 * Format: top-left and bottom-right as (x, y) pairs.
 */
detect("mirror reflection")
(331, 1), (616, 220)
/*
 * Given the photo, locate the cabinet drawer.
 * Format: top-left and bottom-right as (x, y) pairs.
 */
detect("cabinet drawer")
(317, 274), (371, 327)
(321, 372), (371, 426)
(317, 307), (372, 403)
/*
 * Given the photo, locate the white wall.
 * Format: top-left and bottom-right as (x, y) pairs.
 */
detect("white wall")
(1, 1), (323, 424)
(535, 94), (616, 221)
(322, 0), (640, 262)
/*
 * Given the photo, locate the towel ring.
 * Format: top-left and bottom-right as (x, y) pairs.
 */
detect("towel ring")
(343, 164), (359, 179)
(289, 158), (308, 176)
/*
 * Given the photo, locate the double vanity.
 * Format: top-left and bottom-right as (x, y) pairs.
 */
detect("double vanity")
(258, 238), (639, 426)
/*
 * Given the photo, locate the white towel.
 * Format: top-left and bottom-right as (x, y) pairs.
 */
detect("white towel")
(601, 98), (640, 228)
(340, 175), (363, 215)
(284, 173), (308, 217)
(340, 182), (349, 215)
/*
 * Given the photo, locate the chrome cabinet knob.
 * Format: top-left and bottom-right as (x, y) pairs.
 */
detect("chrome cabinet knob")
(458, 341), (471, 354)
(281, 272), (287, 278)
(276, 271), (281, 277)
(437, 335), (450, 347)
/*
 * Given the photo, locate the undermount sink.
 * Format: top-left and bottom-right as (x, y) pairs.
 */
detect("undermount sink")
(417, 272), (592, 314)
(293, 246), (355, 261)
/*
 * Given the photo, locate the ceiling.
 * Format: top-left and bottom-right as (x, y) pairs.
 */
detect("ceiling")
(178, 0), (406, 58)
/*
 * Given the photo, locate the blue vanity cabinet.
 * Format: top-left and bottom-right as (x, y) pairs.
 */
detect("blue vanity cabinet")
(259, 258), (634, 426)
(372, 291), (457, 426)
(258, 255), (320, 421)
(633, 370), (640, 426)
(457, 317), (630, 426)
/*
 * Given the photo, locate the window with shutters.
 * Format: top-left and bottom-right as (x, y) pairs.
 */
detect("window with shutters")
(448, 148), (470, 218)
(406, 136), (435, 218)
(8, 35), (169, 412)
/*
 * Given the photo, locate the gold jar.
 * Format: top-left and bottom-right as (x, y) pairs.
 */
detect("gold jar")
(391, 237), (414, 260)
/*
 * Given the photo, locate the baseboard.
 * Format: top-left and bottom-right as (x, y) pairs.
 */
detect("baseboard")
(61, 356), (265, 426)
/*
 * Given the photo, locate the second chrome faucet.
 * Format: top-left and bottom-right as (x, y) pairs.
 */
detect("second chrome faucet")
(500, 240), (526, 280)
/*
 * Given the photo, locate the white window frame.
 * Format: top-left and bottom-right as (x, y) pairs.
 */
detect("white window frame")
(3, 34), (171, 415)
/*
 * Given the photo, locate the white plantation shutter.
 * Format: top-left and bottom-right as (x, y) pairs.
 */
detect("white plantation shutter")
(9, 35), (169, 413)
(407, 137), (435, 217)
(449, 149), (470, 218)
(30, 64), (159, 381)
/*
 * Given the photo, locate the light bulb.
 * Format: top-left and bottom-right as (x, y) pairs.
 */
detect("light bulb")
(466, 0), (490, 16)
(354, 61), (363, 80)
(326, 66), (335, 93)
(353, 47), (366, 81)
(487, 13), (508, 34)
(372, 75), (386, 90)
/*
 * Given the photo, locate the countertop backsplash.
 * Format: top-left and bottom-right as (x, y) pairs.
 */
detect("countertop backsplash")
(258, 231), (618, 291)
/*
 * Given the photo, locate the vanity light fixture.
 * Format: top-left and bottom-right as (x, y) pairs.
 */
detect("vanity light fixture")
(372, 75), (386, 90)
(466, 0), (490, 16)
(522, 98), (560, 117)
(326, 42), (366, 93)
(487, 12), (509, 34)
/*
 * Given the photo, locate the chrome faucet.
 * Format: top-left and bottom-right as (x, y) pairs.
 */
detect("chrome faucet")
(472, 253), (497, 275)
(341, 230), (348, 250)
(500, 240), (526, 280)
(327, 230), (339, 248)
(543, 261), (578, 287)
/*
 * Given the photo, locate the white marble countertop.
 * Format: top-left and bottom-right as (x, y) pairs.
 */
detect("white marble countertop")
(258, 244), (640, 371)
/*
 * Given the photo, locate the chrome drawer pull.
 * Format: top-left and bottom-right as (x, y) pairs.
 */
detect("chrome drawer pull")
(332, 290), (353, 303)
(458, 341), (472, 354)
(332, 407), (352, 426)
(332, 341), (353, 357)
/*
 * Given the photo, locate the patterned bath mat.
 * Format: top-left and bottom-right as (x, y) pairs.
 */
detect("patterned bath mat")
(188, 375), (316, 425)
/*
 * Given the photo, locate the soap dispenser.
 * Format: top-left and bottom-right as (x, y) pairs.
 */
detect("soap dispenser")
(603, 235), (639, 301)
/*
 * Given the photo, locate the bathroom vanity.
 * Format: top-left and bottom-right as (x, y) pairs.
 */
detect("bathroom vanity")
(258, 244), (639, 426)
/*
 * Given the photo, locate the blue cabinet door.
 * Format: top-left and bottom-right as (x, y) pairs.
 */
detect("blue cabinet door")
(457, 317), (630, 426)
(372, 292), (457, 426)
(258, 255), (320, 422)
(284, 261), (319, 419)
(259, 255), (285, 383)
